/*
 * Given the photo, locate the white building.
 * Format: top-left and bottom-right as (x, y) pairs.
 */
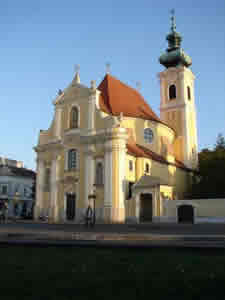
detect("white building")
(0, 157), (36, 217)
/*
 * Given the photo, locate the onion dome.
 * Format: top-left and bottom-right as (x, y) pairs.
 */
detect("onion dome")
(159, 11), (192, 68)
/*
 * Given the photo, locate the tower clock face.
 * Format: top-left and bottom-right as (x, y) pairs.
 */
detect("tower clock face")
(144, 128), (154, 143)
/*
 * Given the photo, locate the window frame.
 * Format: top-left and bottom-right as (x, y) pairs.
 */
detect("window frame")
(95, 162), (104, 185)
(144, 128), (154, 144)
(129, 160), (133, 172)
(1, 184), (8, 195)
(69, 105), (79, 129)
(169, 84), (176, 100)
(68, 149), (77, 171)
(187, 86), (191, 100)
(145, 163), (150, 174)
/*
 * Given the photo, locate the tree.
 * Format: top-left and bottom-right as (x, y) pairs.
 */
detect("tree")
(215, 133), (225, 151)
(189, 134), (225, 199)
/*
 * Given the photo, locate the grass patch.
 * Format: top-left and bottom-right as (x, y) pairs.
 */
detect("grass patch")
(0, 245), (224, 300)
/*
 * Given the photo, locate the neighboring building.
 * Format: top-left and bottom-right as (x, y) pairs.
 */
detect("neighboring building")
(34, 16), (199, 224)
(0, 157), (35, 217)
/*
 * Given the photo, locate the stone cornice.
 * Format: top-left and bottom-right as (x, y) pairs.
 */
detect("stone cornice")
(80, 128), (128, 146)
(34, 139), (63, 153)
(160, 103), (186, 111)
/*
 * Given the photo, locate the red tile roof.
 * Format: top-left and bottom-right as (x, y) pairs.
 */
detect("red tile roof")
(127, 143), (193, 172)
(98, 74), (161, 123)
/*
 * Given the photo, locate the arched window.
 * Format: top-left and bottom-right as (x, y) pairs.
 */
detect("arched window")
(169, 84), (176, 100)
(129, 160), (133, 171)
(187, 86), (191, 100)
(144, 128), (154, 144)
(68, 149), (77, 170)
(96, 162), (103, 185)
(145, 163), (150, 173)
(70, 106), (79, 129)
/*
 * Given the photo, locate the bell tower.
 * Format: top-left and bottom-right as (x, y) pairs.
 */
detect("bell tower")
(159, 11), (198, 169)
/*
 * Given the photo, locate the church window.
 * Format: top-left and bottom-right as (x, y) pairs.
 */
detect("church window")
(68, 149), (77, 170)
(129, 160), (133, 171)
(70, 106), (79, 129)
(169, 84), (176, 100)
(95, 162), (103, 185)
(44, 168), (50, 191)
(145, 163), (150, 173)
(187, 86), (191, 100)
(127, 182), (134, 199)
(144, 128), (154, 144)
(1, 185), (8, 195)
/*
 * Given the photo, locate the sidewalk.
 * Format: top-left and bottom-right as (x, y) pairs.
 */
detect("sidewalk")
(0, 221), (225, 248)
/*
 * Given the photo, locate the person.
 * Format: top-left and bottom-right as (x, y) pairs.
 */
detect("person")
(0, 200), (4, 222)
(0, 200), (8, 223)
(85, 205), (94, 227)
(4, 201), (9, 223)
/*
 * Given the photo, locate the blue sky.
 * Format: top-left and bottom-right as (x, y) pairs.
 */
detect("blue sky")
(0, 0), (224, 170)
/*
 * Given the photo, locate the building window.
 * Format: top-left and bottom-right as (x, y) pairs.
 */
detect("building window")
(169, 84), (176, 100)
(70, 106), (79, 129)
(68, 149), (77, 170)
(129, 160), (133, 171)
(144, 128), (154, 144)
(187, 86), (191, 100)
(127, 182), (134, 199)
(145, 163), (150, 173)
(14, 184), (19, 194)
(44, 168), (51, 191)
(2, 185), (8, 195)
(95, 162), (103, 185)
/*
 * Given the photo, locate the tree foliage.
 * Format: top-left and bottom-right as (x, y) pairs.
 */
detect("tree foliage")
(190, 134), (225, 199)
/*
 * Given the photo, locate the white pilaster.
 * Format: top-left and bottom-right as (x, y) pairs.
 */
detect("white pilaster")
(50, 154), (60, 222)
(87, 93), (96, 132)
(83, 146), (95, 210)
(55, 105), (62, 138)
(104, 140), (113, 207)
(104, 128), (128, 223)
(34, 158), (45, 219)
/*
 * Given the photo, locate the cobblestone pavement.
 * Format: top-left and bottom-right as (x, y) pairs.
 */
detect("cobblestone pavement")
(0, 221), (224, 248)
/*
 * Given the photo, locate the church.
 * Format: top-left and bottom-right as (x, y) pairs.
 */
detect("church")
(34, 15), (199, 224)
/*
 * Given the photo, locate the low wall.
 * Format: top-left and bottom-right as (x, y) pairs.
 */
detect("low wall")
(165, 199), (225, 224)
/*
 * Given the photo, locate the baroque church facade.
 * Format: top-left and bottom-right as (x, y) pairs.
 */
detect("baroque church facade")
(34, 16), (198, 224)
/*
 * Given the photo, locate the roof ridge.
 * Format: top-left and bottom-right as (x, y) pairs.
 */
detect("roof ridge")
(105, 74), (144, 98)
(127, 143), (193, 172)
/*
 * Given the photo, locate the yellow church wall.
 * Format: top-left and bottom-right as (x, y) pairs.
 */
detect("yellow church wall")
(160, 185), (173, 198)
(125, 197), (136, 219)
(135, 118), (175, 156)
(173, 136), (184, 162)
(173, 167), (191, 199)
(95, 186), (104, 208)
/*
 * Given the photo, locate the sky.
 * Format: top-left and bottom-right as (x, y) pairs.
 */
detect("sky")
(0, 0), (224, 170)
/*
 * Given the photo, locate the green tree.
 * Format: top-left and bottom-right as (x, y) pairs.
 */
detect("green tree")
(189, 134), (225, 199)
(215, 133), (225, 151)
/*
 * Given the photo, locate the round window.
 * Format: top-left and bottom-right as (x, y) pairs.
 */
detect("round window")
(144, 128), (154, 143)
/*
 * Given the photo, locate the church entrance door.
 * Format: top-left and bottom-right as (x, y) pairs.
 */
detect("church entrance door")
(66, 193), (76, 221)
(178, 205), (194, 224)
(140, 193), (152, 222)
